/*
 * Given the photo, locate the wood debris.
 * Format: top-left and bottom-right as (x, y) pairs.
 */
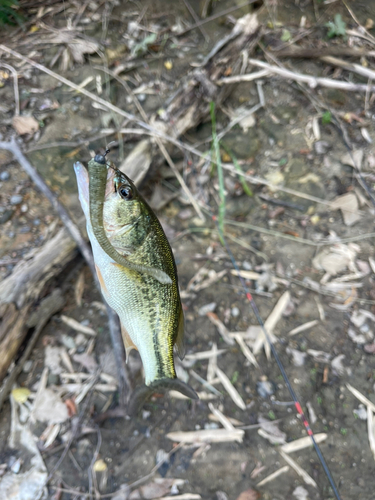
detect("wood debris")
(216, 367), (246, 410)
(256, 465), (290, 486)
(166, 428), (244, 444)
(60, 315), (97, 335)
(279, 450), (317, 488)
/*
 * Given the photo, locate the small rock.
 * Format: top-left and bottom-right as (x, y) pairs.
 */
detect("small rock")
(10, 194), (23, 205)
(353, 405), (367, 420)
(204, 422), (219, 430)
(314, 140), (330, 155)
(256, 379), (275, 398)
(293, 485), (309, 500)
(0, 171), (10, 181)
(0, 209), (13, 224)
(22, 360), (33, 373)
(231, 307), (240, 318)
(198, 302), (216, 316)
(20, 204), (28, 213)
(287, 347), (307, 367)
(33, 218), (41, 226)
(19, 226), (30, 233)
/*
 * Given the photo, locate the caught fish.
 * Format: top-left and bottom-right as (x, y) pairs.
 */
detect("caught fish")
(74, 155), (198, 413)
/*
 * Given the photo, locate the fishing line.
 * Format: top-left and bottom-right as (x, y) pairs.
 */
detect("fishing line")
(208, 212), (342, 500)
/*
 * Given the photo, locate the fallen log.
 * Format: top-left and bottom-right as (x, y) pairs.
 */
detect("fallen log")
(0, 227), (77, 387)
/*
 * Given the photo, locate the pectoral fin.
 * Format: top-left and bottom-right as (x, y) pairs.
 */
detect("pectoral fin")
(120, 323), (137, 359)
(95, 264), (107, 294)
(111, 262), (172, 285)
(174, 307), (185, 360)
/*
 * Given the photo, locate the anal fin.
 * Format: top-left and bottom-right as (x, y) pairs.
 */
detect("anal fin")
(120, 323), (138, 359)
(95, 264), (107, 294)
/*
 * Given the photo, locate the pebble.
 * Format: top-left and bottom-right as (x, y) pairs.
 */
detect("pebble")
(256, 379), (275, 398)
(22, 360), (33, 373)
(33, 218), (41, 226)
(231, 307), (240, 317)
(353, 405), (367, 420)
(204, 422), (219, 430)
(21, 204), (28, 213)
(314, 140), (330, 155)
(10, 194), (23, 205)
(198, 302), (216, 316)
(19, 226), (30, 233)
(0, 171), (10, 181)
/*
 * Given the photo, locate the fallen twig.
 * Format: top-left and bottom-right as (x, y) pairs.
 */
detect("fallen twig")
(256, 465), (289, 486)
(220, 58), (375, 92)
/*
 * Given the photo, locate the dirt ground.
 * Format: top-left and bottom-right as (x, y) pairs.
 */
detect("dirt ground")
(1, 1), (375, 499)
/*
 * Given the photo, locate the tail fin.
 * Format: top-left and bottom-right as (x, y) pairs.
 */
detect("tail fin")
(127, 378), (198, 416)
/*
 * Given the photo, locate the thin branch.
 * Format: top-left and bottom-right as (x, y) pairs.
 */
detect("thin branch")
(220, 59), (375, 92)
(181, 0), (209, 42)
(0, 63), (19, 115)
(320, 55), (375, 81)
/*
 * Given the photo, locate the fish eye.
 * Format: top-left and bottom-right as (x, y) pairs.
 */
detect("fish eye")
(118, 184), (133, 200)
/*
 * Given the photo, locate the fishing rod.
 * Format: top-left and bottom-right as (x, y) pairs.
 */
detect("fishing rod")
(209, 213), (342, 500)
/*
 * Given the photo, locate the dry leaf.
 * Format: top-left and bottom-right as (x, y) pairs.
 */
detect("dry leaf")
(33, 388), (69, 424)
(93, 459), (108, 472)
(331, 193), (361, 226)
(44, 345), (64, 375)
(11, 387), (31, 404)
(12, 115), (39, 135)
(73, 352), (98, 372)
(236, 488), (260, 500)
(312, 243), (359, 276)
(341, 149), (363, 169)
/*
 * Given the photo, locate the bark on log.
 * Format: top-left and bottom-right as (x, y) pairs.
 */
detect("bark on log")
(0, 227), (77, 386)
(0, 13), (261, 394)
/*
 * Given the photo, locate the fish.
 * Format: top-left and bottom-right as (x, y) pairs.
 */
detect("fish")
(74, 156), (198, 414)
